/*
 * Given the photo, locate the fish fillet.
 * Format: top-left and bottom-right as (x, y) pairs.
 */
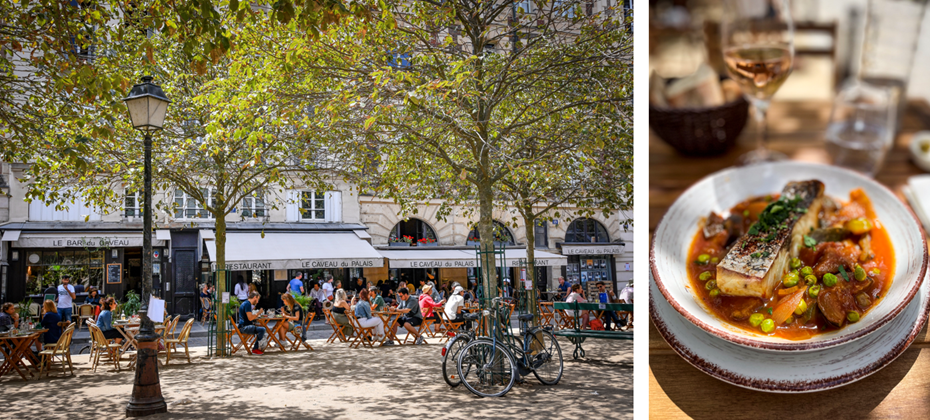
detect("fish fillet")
(716, 180), (825, 298)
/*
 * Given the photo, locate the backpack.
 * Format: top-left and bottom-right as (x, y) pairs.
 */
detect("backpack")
(589, 318), (605, 331)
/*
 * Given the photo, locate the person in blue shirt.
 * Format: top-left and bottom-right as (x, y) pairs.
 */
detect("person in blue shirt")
(557, 277), (571, 301)
(238, 292), (268, 355)
(96, 297), (123, 344)
(287, 272), (305, 296)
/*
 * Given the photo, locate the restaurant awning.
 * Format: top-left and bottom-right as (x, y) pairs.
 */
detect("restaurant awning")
(559, 243), (625, 255)
(378, 248), (567, 268)
(9, 232), (164, 248)
(204, 232), (384, 271)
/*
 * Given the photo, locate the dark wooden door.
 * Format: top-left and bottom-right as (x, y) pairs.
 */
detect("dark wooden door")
(172, 250), (196, 317)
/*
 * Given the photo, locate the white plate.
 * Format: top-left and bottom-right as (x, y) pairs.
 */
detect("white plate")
(650, 271), (930, 392)
(651, 162), (927, 351)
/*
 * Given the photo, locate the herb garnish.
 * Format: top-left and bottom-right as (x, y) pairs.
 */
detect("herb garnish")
(803, 235), (817, 249)
(746, 195), (806, 238)
(839, 265), (850, 282)
(767, 307), (774, 315)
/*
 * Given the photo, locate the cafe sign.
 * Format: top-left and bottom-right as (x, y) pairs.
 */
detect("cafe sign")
(13, 234), (164, 249)
(561, 244), (625, 255)
(215, 258), (384, 271)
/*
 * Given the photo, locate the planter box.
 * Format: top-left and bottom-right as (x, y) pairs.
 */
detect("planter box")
(389, 242), (411, 247)
(417, 242), (439, 247)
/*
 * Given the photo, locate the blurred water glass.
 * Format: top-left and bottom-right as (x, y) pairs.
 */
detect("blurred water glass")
(825, 81), (896, 177)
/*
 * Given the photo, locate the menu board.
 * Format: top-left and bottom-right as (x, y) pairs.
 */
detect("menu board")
(107, 263), (122, 284)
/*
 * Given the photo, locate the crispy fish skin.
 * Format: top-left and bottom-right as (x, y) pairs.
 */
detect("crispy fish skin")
(716, 181), (825, 298)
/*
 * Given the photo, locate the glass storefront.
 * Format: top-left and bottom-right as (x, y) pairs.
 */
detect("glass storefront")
(23, 249), (105, 295)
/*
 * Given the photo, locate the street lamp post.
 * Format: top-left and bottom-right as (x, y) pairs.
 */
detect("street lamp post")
(123, 75), (170, 417)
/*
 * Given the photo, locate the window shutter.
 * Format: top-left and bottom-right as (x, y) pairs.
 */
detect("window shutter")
(325, 191), (342, 223)
(285, 190), (299, 222)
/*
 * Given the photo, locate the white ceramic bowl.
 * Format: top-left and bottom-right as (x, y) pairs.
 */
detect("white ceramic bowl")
(650, 162), (927, 352)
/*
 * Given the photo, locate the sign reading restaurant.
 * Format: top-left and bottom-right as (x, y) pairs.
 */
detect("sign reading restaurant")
(217, 258), (384, 271)
(560, 244), (625, 255)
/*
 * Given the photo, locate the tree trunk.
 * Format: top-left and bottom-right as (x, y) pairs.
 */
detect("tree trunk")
(215, 214), (227, 357)
(522, 210), (539, 327)
(477, 178), (497, 304)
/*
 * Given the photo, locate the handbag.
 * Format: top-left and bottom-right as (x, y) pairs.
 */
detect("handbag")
(589, 318), (605, 331)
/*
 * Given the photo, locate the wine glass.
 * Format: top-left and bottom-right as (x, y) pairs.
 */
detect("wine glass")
(721, 0), (795, 165)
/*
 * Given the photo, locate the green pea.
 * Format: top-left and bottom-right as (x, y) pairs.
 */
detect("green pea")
(800, 266), (813, 277)
(711, 257), (719, 264)
(760, 318), (775, 333)
(743, 210), (750, 217)
(749, 313), (765, 327)
(784, 316), (794, 324)
(782, 271), (800, 288)
(805, 275), (817, 286)
(697, 254), (710, 264)
(709, 288), (720, 298)
(705, 280), (717, 291)
(823, 273), (838, 287)
(699, 271), (713, 281)
(794, 299), (808, 316)
(808, 285), (822, 298)
(854, 264), (867, 281)
(847, 311), (860, 323)
(789, 257), (802, 270)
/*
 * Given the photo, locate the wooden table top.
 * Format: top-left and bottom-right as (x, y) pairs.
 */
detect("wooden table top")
(649, 100), (930, 418)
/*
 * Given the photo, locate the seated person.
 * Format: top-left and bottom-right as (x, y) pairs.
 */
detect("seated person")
(444, 286), (471, 330)
(418, 284), (445, 325)
(309, 283), (326, 320)
(280, 293), (305, 342)
(0, 302), (19, 333)
(354, 289), (386, 342)
(238, 292), (268, 355)
(96, 297), (123, 344)
(566, 284), (590, 329)
(85, 287), (102, 307)
(41, 299), (63, 349)
(595, 281), (622, 330)
(389, 288), (425, 345)
(331, 289), (355, 337)
(369, 286), (386, 312)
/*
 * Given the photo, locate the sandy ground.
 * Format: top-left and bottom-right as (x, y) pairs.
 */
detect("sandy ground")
(1, 335), (632, 420)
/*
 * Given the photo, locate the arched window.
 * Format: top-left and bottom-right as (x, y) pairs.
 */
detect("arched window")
(389, 218), (438, 246)
(565, 218), (609, 243)
(467, 220), (515, 245)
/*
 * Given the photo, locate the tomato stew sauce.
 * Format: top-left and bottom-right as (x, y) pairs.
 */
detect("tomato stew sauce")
(687, 189), (894, 340)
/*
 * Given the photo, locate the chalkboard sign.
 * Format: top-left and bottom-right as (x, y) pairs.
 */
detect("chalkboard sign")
(106, 263), (122, 284)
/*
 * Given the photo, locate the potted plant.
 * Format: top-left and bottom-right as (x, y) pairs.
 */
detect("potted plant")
(121, 291), (142, 320)
(417, 237), (438, 247)
(17, 298), (33, 328)
(389, 235), (414, 247)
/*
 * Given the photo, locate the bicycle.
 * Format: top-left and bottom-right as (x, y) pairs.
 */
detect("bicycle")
(440, 311), (482, 388)
(455, 297), (563, 397)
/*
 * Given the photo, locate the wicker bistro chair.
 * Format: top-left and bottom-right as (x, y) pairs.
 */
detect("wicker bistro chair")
(39, 323), (76, 378)
(88, 324), (123, 372)
(164, 319), (195, 365)
(77, 304), (95, 330)
(345, 312), (382, 349)
(283, 319), (313, 351)
(323, 308), (348, 344)
(200, 297), (214, 325)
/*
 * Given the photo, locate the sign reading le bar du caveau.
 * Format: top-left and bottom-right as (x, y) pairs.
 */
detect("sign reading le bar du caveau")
(13, 235), (161, 248)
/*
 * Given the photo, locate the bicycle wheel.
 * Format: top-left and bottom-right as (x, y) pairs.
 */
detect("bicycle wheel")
(456, 339), (517, 398)
(525, 329), (563, 385)
(442, 335), (470, 388)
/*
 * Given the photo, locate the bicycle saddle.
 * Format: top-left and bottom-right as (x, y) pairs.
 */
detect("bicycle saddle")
(517, 313), (534, 322)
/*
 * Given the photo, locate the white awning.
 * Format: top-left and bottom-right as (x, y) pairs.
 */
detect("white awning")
(379, 248), (567, 268)
(560, 243), (625, 255)
(378, 249), (477, 269)
(11, 232), (164, 248)
(1, 230), (21, 241)
(205, 232), (384, 271)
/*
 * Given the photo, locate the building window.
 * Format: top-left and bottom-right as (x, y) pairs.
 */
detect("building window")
(565, 218), (609, 243)
(299, 191), (325, 221)
(124, 191), (142, 218)
(534, 220), (548, 249)
(174, 188), (214, 219)
(467, 220), (515, 245)
(241, 192), (266, 218)
(389, 218), (438, 246)
(515, 0), (533, 13)
(555, 0), (575, 18)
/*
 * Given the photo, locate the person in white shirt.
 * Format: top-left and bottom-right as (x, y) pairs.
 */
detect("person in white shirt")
(565, 283), (590, 329)
(322, 277), (335, 302)
(443, 286), (470, 329)
(234, 276), (250, 301)
(57, 275), (76, 323)
(309, 283), (326, 320)
(618, 282), (634, 328)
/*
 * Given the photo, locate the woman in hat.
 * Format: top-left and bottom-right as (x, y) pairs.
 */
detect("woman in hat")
(418, 283), (445, 327)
